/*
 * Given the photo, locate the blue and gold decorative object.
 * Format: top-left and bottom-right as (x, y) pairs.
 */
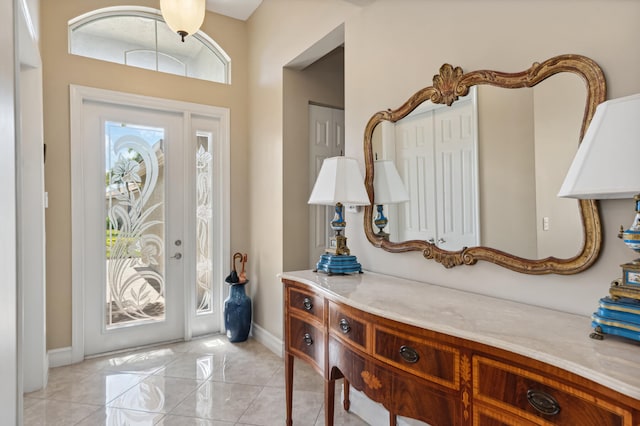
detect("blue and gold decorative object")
(591, 296), (640, 342)
(315, 254), (362, 275)
(374, 204), (389, 238)
(590, 241), (640, 341)
(589, 251), (640, 342)
(619, 194), (640, 254)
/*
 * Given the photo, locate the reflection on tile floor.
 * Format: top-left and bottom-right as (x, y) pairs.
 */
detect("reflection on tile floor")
(24, 335), (368, 425)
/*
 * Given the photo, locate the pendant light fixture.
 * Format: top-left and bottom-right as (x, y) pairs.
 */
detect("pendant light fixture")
(160, 0), (205, 42)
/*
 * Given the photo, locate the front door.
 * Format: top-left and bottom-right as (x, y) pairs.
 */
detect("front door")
(72, 87), (227, 357)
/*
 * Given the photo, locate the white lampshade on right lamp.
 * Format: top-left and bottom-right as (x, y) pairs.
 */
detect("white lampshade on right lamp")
(558, 92), (640, 342)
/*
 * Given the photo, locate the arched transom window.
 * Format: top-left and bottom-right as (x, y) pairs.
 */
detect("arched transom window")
(69, 6), (230, 84)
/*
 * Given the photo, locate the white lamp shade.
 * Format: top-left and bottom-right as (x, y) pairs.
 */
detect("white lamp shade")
(308, 157), (371, 206)
(373, 160), (410, 204)
(558, 93), (640, 199)
(160, 0), (205, 37)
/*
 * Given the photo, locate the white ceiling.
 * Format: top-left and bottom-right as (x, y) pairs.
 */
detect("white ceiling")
(205, 0), (263, 21)
(205, 0), (377, 21)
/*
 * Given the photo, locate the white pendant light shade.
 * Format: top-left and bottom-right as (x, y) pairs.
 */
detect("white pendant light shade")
(161, 0), (205, 41)
(308, 157), (371, 206)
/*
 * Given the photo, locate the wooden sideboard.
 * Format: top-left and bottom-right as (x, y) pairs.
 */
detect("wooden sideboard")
(282, 270), (640, 426)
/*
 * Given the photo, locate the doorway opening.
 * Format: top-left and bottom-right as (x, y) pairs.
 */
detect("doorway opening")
(282, 25), (345, 272)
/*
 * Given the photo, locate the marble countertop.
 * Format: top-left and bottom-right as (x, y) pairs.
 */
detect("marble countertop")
(280, 269), (640, 400)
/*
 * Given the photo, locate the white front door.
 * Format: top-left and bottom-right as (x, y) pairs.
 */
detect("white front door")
(72, 87), (228, 357)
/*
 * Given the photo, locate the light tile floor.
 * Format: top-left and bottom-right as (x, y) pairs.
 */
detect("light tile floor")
(24, 335), (369, 425)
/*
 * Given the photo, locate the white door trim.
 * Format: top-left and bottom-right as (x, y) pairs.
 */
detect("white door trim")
(70, 85), (230, 362)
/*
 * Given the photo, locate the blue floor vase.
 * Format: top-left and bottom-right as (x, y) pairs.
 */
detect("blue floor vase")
(224, 281), (252, 342)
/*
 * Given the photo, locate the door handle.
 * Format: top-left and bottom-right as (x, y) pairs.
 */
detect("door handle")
(170, 253), (182, 260)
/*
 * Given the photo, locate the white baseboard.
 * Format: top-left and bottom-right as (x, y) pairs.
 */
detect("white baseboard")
(251, 322), (283, 357)
(47, 346), (74, 368)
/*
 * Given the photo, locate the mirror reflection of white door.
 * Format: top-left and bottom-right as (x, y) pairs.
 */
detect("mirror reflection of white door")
(72, 87), (228, 357)
(394, 91), (479, 250)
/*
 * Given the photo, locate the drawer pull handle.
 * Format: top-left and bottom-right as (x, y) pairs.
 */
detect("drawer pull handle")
(527, 389), (560, 416)
(303, 332), (313, 346)
(339, 318), (351, 334)
(399, 345), (420, 363)
(302, 297), (313, 311)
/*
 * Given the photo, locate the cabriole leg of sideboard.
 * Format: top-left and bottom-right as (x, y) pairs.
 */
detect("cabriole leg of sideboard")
(285, 352), (294, 426)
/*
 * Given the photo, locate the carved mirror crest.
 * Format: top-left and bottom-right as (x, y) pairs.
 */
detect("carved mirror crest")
(363, 54), (605, 274)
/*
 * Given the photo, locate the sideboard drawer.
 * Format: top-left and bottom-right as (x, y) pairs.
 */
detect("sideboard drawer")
(288, 286), (324, 322)
(473, 356), (631, 426)
(373, 325), (459, 390)
(328, 301), (368, 351)
(288, 316), (324, 371)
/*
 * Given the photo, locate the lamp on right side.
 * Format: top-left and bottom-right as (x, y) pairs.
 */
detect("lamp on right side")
(373, 160), (409, 238)
(558, 92), (640, 342)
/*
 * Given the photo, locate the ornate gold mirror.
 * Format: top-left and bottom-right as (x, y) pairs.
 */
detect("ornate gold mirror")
(363, 54), (605, 274)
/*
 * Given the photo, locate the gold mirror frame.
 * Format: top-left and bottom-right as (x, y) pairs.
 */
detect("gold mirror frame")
(363, 54), (605, 274)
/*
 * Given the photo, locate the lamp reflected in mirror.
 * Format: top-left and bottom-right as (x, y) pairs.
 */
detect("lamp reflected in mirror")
(308, 156), (370, 274)
(559, 92), (640, 342)
(373, 160), (409, 238)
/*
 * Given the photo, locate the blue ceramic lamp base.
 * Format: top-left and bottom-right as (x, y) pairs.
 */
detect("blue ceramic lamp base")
(315, 254), (363, 275)
(591, 296), (640, 342)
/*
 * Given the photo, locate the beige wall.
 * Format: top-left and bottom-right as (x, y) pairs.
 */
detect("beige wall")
(478, 86), (537, 257)
(248, 0), (640, 341)
(534, 73), (585, 258)
(42, 0), (249, 349)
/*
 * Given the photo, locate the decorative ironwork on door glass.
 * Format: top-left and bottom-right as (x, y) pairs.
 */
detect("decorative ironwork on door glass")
(196, 134), (214, 314)
(105, 121), (166, 329)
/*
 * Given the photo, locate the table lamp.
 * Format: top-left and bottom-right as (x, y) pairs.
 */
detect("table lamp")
(373, 160), (410, 238)
(558, 92), (640, 342)
(308, 156), (371, 274)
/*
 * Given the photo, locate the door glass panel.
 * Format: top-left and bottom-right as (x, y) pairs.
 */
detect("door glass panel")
(196, 133), (214, 314)
(105, 121), (166, 329)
